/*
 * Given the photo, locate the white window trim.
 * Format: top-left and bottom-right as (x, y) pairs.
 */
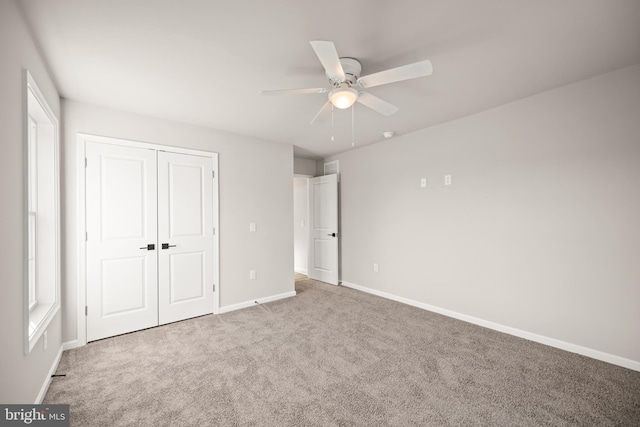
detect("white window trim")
(24, 70), (61, 354)
(28, 115), (38, 312)
(28, 211), (37, 311)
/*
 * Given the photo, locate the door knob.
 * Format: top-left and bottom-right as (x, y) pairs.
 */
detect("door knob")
(327, 233), (336, 237)
(161, 243), (177, 250)
(139, 244), (155, 250)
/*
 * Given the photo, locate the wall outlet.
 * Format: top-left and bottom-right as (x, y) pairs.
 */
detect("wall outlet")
(420, 178), (427, 188)
(444, 175), (452, 186)
(249, 270), (256, 280)
(43, 330), (48, 350)
(373, 263), (379, 273)
(249, 222), (256, 232)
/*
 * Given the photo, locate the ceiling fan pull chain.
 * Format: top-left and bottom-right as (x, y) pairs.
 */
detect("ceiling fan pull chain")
(331, 104), (335, 141)
(351, 104), (355, 147)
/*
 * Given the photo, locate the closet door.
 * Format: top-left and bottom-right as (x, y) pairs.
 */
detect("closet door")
(157, 151), (214, 325)
(86, 142), (158, 341)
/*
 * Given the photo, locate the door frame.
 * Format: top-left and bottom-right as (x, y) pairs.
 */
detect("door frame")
(293, 174), (311, 276)
(76, 133), (220, 347)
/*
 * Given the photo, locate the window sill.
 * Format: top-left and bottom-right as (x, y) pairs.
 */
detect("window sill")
(27, 301), (59, 353)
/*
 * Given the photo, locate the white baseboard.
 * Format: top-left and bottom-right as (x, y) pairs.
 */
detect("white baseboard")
(35, 340), (78, 404)
(35, 346), (63, 404)
(340, 281), (640, 372)
(62, 340), (78, 351)
(295, 268), (308, 275)
(218, 291), (297, 314)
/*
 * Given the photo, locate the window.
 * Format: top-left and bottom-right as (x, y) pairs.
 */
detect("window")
(25, 70), (60, 353)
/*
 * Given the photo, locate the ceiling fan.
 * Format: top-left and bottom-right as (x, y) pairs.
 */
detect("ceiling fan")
(261, 41), (433, 124)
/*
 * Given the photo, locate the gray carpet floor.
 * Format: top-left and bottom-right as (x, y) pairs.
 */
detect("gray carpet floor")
(45, 278), (640, 426)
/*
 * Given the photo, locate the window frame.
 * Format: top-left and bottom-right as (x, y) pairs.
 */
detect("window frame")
(27, 115), (38, 312)
(24, 70), (61, 354)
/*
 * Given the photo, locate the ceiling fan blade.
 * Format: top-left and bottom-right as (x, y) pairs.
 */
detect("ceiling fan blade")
(310, 100), (333, 124)
(357, 60), (433, 89)
(356, 92), (399, 116)
(310, 40), (346, 83)
(261, 88), (328, 96)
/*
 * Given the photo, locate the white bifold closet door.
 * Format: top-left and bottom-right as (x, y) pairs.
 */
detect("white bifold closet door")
(86, 142), (214, 342)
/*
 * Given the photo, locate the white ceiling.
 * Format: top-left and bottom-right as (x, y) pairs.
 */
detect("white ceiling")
(19, 0), (640, 159)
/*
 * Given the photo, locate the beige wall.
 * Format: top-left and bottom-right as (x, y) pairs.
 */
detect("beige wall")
(62, 100), (294, 342)
(326, 64), (640, 365)
(315, 159), (326, 177)
(293, 157), (316, 176)
(0, 0), (64, 403)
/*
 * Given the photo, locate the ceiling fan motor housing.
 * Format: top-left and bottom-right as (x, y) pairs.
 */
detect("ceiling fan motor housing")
(330, 57), (362, 86)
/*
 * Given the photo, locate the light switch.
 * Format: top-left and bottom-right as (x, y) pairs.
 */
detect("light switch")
(249, 270), (256, 280)
(444, 175), (452, 186)
(420, 178), (427, 188)
(249, 222), (256, 232)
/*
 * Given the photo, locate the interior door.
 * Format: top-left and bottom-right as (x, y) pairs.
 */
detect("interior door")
(157, 151), (214, 324)
(86, 142), (158, 341)
(308, 174), (339, 285)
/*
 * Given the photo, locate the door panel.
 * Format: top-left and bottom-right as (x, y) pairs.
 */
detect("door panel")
(308, 174), (339, 285)
(158, 151), (214, 324)
(167, 163), (204, 237)
(313, 240), (334, 272)
(86, 142), (158, 341)
(100, 156), (147, 240)
(100, 256), (147, 316)
(169, 252), (205, 303)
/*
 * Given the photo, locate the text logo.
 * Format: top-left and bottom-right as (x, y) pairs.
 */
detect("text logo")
(0, 405), (69, 426)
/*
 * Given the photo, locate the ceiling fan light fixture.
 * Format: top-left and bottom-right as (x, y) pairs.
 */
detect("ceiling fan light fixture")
(329, 87), (358, 109)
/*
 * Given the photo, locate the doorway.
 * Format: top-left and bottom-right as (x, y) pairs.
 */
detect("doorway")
(293, 173), (340, 285)
(307, 174), (339, 285)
